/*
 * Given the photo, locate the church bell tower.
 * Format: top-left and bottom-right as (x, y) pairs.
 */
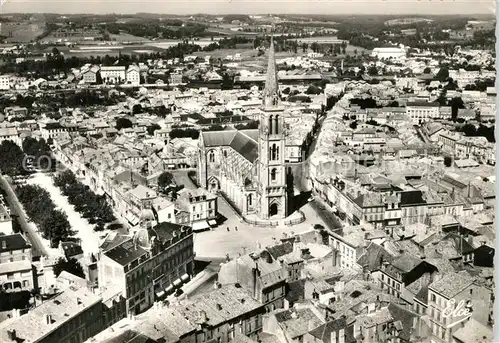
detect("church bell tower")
(257, 37), (288, 219)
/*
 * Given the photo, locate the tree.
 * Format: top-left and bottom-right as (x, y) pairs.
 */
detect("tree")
(158, 171), (174, 190)
(450, 97), (465, 121)
(368, 66), (379, 76)
(115, 117), (133, 130)
(444, 156), (452, 167)
(53, 257), (85, 279)
(350, 121), (358, 130)
(0, 141), (26, 176)
(305, 85), (322, 95)
(435, 67), (449, 82)
(423, 67), (432, 74)
(147, 124), (161, 136)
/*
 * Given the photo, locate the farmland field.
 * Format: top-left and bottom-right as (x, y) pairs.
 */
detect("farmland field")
(1, 22), (44, 43)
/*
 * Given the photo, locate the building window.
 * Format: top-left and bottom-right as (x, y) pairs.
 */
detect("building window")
(208, 151), (215, 163)
(271, 168), (277, 181)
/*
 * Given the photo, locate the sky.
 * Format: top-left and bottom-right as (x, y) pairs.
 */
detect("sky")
(1, 0), (497, 15)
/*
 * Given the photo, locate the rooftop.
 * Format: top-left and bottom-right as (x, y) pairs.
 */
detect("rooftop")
(429, 271), (476, 299)
(0, 285), (101, 343)
(0, 234), (30, 254)
(104, 238), (149, 266)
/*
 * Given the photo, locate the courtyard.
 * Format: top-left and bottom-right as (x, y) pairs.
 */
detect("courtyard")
(171, 170), (336, 260)
(193, 185), (333, 259)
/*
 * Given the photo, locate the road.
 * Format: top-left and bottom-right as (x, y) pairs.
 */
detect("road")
(0, 175), (49, 258)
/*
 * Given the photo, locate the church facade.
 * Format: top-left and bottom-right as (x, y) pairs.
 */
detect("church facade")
(198, 39), (291, 220)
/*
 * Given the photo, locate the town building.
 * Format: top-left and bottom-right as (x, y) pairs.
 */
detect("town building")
(0, 234), (35, 292)
(98, 217), (194, 315)
(198, 38), (292, 220)
(371, 47), (407, 60)
(100, 66), (126, 84)
(126, 65), (141, 86)
(406, 102), (440, 123)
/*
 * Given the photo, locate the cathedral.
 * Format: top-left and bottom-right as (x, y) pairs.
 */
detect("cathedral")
(198, 38), (292, 220)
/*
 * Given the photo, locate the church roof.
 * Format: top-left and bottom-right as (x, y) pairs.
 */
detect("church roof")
(201, 129), (259, 163)
(230, 131), (259, 163)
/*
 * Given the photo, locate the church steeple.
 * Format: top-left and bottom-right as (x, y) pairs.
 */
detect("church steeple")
(263, 37), (279, 108)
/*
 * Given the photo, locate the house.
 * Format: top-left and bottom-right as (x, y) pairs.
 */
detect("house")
(98, 220), (194, 315)
(0, 234), (34, 293)
(126, 65), (141, 86)
(373, 253), (437, 299)
(82, 65), (100, 84)
(100, 66), (126, 84)
(427, 271), (493, 342)
(0, 285), (105, 343)
(405, 102), (440, 123)
(0, 75), (11, 90)
(218, 251), (287, 312)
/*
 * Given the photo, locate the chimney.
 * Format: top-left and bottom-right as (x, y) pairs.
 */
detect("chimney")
(198, 310), (208, 324)
(252, 264), (260, 299)
(77, 297), (82, 305)
(45, 314), (52, 325)
(216, 303), (222, 311)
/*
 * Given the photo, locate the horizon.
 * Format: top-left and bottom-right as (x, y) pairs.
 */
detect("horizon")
(2, 0), (496, 16)
(1, 12), (497, 17)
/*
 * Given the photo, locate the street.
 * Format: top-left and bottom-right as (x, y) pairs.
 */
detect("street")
(0, 175), (50, 258)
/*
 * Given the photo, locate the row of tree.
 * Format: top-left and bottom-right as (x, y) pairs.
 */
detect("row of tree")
(53, 170), (116, 231)
(17, 184), (73, 247)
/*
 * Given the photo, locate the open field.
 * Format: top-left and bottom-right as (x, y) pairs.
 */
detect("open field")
(110, 33), (151, 43)
(1, 22), (44, 43)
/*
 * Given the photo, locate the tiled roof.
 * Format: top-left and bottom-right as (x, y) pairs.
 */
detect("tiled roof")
(0, 285), (101, 343)
(452, 318), (493, 343)
(429, 271), (475, 298)
(390, 253), (423, 273)
(275, 308), (323, 338)
(356, 243), (393, 271)
(309, 317), (347, 341)
(178, 284), (263, 327)
(387, 303), (419, 341)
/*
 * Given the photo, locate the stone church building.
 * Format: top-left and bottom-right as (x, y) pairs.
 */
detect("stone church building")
(198, 39), (292, 220)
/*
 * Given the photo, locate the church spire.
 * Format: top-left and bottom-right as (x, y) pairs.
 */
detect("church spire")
(263, 36), (279, 108)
